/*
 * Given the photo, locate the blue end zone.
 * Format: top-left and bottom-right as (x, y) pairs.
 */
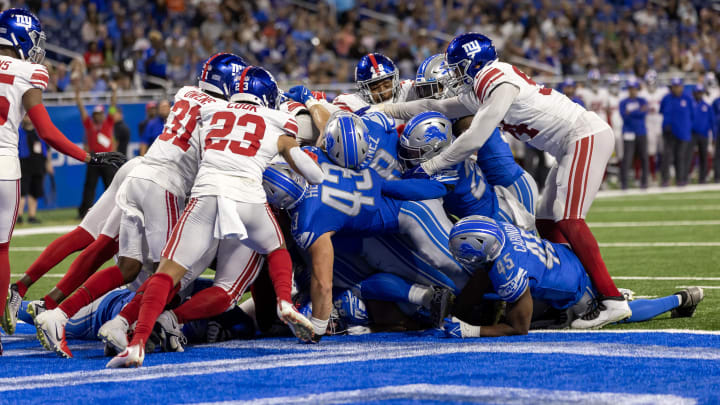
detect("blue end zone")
(2, 323), (718, 404)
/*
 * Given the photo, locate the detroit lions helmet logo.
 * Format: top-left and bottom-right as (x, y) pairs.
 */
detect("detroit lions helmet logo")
(423, 125), (447, 143)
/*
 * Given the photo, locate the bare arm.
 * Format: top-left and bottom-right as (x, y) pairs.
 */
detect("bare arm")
(421, 83), (519, 174)
(480, 288), (532, 337)
(378, 96), (475, 121)
(139, 143), (148, 156)
(277, 135), (325, 184)
(309, 232), (335, 323)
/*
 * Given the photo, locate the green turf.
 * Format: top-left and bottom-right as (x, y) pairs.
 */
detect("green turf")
(8, 190), (720, 330)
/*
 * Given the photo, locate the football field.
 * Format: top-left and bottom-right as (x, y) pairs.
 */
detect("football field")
(2, 187), (719, 404)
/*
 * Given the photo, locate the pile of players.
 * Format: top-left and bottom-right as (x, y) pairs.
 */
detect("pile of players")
(0, 9), (705, 367)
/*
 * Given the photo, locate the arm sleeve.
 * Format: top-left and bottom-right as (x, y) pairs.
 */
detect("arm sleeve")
(380, 178), (448, 200)
(289, 146), (324, 184)
(422, 83), (519, 174)
(27, 104), (88, 162)
(380, 96), (476, 120)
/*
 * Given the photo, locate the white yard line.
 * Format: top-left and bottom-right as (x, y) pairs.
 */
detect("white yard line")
(191, 384), (696, 405)
(592, 205), (720, 212)
(596, 184), (720, 198)
(1, 340), (720, 392)
(599, 242), (720, 247)
(589, 220), (720, 227)
(675, 286), (720, 289)
(10, 247), (46, 252)
(12, 225), (75, 237)
(614, 277), (720, 281)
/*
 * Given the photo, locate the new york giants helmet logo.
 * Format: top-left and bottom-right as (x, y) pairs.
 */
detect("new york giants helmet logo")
(462, 40), (483, 58)
(14, 15), (33, 29)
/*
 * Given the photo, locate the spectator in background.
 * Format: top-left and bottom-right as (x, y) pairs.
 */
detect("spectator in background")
(77, 82), (119, 218)
(660, 78), (694, 186)
(690, 85), (715, 184)
(560, 78), (585, 107)
(114, 110), (131, 157)
(144, 30), (168, 83)
(84, 41), (104, 70)
(140, 99), (170, 155)
(139, 101), (157, 136)
(619, 78), (649, 189)
(17, 117), (51, 224)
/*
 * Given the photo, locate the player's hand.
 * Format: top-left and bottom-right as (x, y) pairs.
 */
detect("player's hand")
(285, 85), (315, 104)
(88, 151), (127, 168)
(403, 165), (430, 179)
(431, 168), (460, 185)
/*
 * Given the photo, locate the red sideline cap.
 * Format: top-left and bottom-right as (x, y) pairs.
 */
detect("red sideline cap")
(146, 101), (158, 110)
(92, 105), (106, 114)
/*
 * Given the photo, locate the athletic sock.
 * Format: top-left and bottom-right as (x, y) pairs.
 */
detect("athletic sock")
(128, 273), (174, 347)
(536, 219), (568, 244)
(557, 219), (621, 298)
(0, 242), (10, 318)
(173, 286), (232, 324)
(359, 273), (413, 304)
(266, 249), (293, 303)
(409, 285), (433, 308)
(44, 295), (58, 310)
(54, 235), (119, 297)
(626, 295), (682, 322)
(118, 282), (149, 325)
(58, 265), (124, 318)
(18, 227), (94, 297)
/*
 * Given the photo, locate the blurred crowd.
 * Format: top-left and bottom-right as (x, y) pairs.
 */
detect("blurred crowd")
(8, 0), (720, 92)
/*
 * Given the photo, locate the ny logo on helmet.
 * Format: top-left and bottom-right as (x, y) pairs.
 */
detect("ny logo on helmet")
(462, 41), (483, 58)
(230, 64), (243, 74)
(14, 15), (33, 29)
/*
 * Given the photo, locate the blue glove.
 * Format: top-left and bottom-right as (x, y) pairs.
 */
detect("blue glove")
(431, 169), (460, 186)
(354, 105), (371, 116)
(402, 165), (430, 179)
(285, 85), (314, 104)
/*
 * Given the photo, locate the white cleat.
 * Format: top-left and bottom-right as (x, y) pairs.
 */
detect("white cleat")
(277, 300), (314, 342)
(26, 300), (46, 325)
(34, 308), (73, 358)
(2, 285), (22, 335)
(571, 298), (632, 329)
(155, 310), (186, 352)
(106, 341), (145, 368)
(98, 315), (130, 354)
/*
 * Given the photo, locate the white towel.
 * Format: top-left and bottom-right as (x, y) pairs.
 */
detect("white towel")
(213, 196), (248, 240)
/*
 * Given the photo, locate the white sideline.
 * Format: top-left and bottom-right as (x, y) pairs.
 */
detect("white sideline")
(12, 225), (75, 236)
(592, 205), (720, 212)
(2, 340), (720, 392)
(599, 242), (720, 247)
(614, 276), (720, 281)
(596, 184), (720, 198)
(190, 384), (696, 405)
(588, 220), (720, 227)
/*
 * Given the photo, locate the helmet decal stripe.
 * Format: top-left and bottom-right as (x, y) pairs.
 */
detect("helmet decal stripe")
(236, 66), (252, 93)
(200, 53), (223, 81)
(367, 53), (380, 74)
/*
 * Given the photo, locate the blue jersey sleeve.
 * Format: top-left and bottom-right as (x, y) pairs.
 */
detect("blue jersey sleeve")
(488, 250), (530, 303)
(477, 129), (524, 187)
(380, 177), (448, 200)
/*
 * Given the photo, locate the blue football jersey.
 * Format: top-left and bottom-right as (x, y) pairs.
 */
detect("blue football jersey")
(362, 112), (403, 180)
(290, 147), (401, 249)
(487, 222), (589, 309)
(477, 129), (524, 187)
(443, 159), (500, 219)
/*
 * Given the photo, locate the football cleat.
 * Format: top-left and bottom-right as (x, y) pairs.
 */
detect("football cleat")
(429, 287), (455, 329)
(671, 287), (704, 318)
(277, 299), (314, 342)
(442, 317), (481, 338)
(618, 288), (636, 301)
(26, 300), (46, 325)
(106, 341), (145, 368)
(98, 315), (130, 354)
(2, 284), (22, 335)
(154, 310), (186, 352)
(34, 308), (72, 358)
(570, 297), (632, 329)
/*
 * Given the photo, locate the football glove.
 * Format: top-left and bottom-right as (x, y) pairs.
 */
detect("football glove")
(88, 152), (127, 169)
(431, 169), (460, 186)
(285, 85), (315, 104)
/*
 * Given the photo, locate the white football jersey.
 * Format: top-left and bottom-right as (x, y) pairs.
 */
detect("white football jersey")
(638, 86), (668, 137)
(192, 100), (299, 203)
(606, 92), (624, 137)
(278, 99), (308, 117)
(577, 86), (610, 121)
(128, 86), (213, 197)
(0, 55), (48, 180)
(470, 60), (590, 157)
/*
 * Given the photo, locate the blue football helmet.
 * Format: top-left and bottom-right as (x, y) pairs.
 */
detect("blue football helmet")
(449, 215), (506, 270)
(198, 53), (248, 100)
(324, 112), (370, 170)
(415, 54), (447, 99)
(445, 32), (497, 92)
(262, 162), (308, 210)
(398, 111), (453, 170)
(0, 8), (46, 64)
(355, 53), (400, 104)
(230, 66), (280, 109)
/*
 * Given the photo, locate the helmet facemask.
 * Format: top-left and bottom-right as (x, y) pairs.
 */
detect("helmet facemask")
(358, 72), (399, 104)
(26, 29), (45, 64)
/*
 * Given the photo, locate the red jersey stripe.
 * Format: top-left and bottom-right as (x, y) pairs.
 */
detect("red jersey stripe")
(0, 73), (15, 84)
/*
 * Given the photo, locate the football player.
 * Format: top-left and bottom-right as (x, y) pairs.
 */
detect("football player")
(106, 66), (324, 367)
(376, 33), (632, 328)
(638, 70), (667, 179)
(446, 216), (704, 337)
(0, 9), (124, 353)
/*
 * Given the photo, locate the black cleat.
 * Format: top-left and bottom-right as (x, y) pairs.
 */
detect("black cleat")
(429, 287), (455, 328)
(671, 287), (704, 318)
